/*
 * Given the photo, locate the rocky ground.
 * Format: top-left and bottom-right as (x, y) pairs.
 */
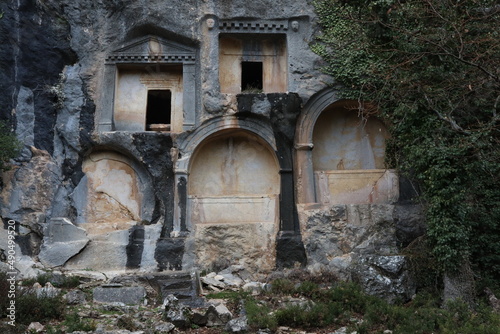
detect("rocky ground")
(4, 267), (499, 334)
(2, 268), (368, 334)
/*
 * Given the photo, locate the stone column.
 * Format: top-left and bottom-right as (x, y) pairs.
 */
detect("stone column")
(183, 62), (196, 130)
(98, 63), (116, 132)
(172, 169), (189, 237)
(294, 143), (316, 204)
(279, 168), (296, 231)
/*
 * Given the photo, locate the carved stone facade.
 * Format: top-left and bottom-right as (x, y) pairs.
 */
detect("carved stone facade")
(1, 0), (423, 298)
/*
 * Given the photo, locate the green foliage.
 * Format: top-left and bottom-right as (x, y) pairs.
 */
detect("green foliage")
(63, 312), (96, 332)
(56, 275), (81, 289)
(22, 273), (81, 288)
(269, 278), (295, 295)
(244, 280), (500, 332)
(16, 288), (65, 324)
(313, 0), (500, 280)
(0, 120), (22, 170)
(245, 298), (278, 331)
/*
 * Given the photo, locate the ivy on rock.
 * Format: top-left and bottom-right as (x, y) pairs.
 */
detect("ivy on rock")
(312, 0), (500, 286)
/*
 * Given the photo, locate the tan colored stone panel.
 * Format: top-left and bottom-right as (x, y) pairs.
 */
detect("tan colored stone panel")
(82, 152), (142, 230)
(189, 135), (280, 196)
(312, 108), (389, 170)
(219, 37), (243, 94)
(189, 196), (277, 224)
(262, 38), (287, 93)
(315, 170), (399, 204)
(114, 70), (148, 131)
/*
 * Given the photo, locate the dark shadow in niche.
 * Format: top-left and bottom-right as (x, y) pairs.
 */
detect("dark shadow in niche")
(126, 225), (145, 269)
(146, 90), (171, 130)
(241, 61), (263, 91)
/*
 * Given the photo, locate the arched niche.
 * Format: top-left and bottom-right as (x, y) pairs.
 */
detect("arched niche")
(74, 150), (154, 235)
(189, 130), (280, 271)
(312, 101), (388, 170)
(189, 130), (280, 197)
(295, 89), (398, 205)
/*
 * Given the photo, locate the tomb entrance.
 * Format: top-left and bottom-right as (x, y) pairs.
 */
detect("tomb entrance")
(187, 129), (280, 271)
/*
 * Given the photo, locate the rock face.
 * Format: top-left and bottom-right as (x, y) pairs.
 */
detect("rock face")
(352, 256), (416, 304)
(0, 0), (425, 301)
(39, 218), (89, 267)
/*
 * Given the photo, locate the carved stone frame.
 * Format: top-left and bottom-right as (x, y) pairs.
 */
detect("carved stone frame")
(97, 35), (197, 132)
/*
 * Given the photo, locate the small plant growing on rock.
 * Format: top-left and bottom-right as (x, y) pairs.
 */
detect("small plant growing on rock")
(0, 120), (22, 170)
(63, 312), (96, 332)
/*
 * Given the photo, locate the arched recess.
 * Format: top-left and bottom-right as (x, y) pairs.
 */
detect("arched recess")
(74, 149), (155, 234)
(295, 88), (398, 205)
(189, 130), (280, 271)
(173, 116), (281, 271)
(172, 115), (278, 233)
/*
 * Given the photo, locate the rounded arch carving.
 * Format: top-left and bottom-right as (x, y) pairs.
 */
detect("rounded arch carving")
(296, 88), (339, 147)
(189, 128), (280, 198)
(175, 115), (278, 172)
(183, 125), (281, 272)
(75, 147), (155, 233)
(294, 88), (398, 205)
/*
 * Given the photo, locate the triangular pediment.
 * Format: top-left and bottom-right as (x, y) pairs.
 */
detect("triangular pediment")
(112, 35), (196, 56)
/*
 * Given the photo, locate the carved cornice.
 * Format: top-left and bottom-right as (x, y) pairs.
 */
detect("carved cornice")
(106, 54), (195, 64)
(106, 35), (196, 64)
(219, 20), (288, 32)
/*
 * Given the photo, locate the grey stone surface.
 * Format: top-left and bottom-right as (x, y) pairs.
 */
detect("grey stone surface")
(154, 322), (175, 333)
(64, 289), (87, 305)
(16, 86), (35, 147)
(163, 294), (192, 329)
(93, 286), (146, 305)
(352, 255), (416, 304)
(206, 301), (232, 326)
(34, 282), (61, 298)
(39, 218), (89, 267)
(225, 315), (248, 333)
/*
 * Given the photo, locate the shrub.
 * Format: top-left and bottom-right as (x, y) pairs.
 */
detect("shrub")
(63, 312), (96, 332)
(0, 120), (22, 170)
(245, 298), (277, 331)
(16, 288), (65, 324)
(117, 315), (139, 331)
(269, 278), (295, 295)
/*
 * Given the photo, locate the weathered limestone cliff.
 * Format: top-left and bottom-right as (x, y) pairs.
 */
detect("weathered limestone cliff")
(0, 0), (425, 301)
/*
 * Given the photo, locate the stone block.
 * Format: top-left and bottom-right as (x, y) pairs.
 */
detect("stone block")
(38, 218), (89, 267)
(93, 286), (146, 305)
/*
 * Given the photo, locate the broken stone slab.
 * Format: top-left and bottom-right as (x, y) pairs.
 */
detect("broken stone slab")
(201, 276), (227, 289)
(191, 307), (208, 326)
(93, 286), (146, 305)
(66, 270), (107, 282)
(225, 315), (248, 333)
(219, 273), (245, 287)
(38, 218), (89, 267)
(163, 294), (192, 329)
(27, 322), (44, 333)
(206, 300), (233, 326)
(35, 282), (61, 298)
(154, 322), (175, 333)
(242, 282), (266, 295)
